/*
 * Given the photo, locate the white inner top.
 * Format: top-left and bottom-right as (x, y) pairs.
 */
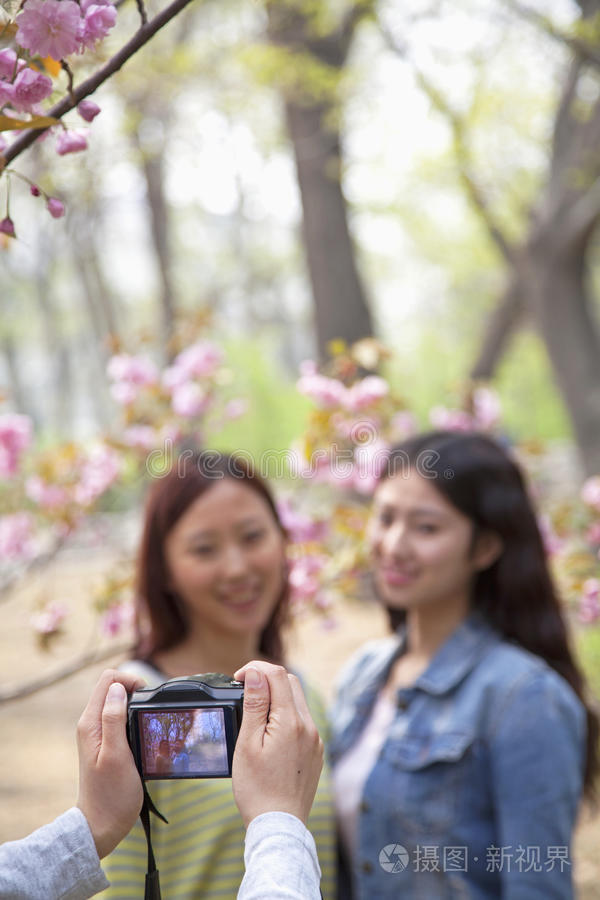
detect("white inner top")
(332, 689), (397, 860)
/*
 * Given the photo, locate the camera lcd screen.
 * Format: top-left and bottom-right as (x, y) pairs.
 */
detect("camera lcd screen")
(137, 707), (230, 777)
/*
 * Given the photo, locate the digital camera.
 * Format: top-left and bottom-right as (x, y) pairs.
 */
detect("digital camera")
(127, 673), (244, 779)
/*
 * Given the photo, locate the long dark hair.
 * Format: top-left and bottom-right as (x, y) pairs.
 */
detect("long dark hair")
(133, 450), (289, 664)
(380, 430), (599, 798)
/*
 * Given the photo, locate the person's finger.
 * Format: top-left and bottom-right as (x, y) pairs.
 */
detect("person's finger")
(235, 661), (295, 721)
(99, 682), (130, 760)
(77, 670), (144, 747)
(238, 666), (271, 743)
(287, 673), (312, 726)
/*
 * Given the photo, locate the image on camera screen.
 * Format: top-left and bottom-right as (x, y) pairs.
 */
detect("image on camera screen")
(138, 708), (229, 777)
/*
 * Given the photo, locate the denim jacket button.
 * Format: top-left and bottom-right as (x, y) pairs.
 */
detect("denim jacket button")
(397, 695), (409, 710)
(359, 799), (370, 813)
(361, 861), (373, 874)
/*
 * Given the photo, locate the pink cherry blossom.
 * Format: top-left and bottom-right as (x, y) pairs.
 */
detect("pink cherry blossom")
(162, 364), (188, 391)
(56, 130), (88, 155)
(0, 49), (18, 82)
(299, 359), (318, 376)
(12, 68), (53, 112)
(344, 376), (389, 412)
(537, 514), (564, 558)
(579, 578), (600, 624)
(25, 475), (69, 509)
(122, 425), (158, 450)
(0, 413), (32, 477)
(390, 410), (417, 439)
(173, 341), (223, 379)
(172, 382), (210, 418)
(80, 0), (117, 49)
(17, 0), (82, 60)
(101, 602), (134, 637)
(585, 521), (600, 546)
(110, 382), (138, 406)
(288, 554), (326, 602)
(473, 386), (501, 430)
(0, 82), (15, 108)
(353, 438), (390, 494)
(47, 197), (65, 218)
(73, 445), (120, 506)
(107, 354), (159, 386)
(0, 217), (15, 237)
(0, 512), (35, 560)
(77, 99), (101, 122)
(297, 372), (348, 408)
(30, 600), (68, 635)
(582, 476), (600, 512)
(30, 184), (41, 197)
(277, 499), (328, 543)
(429, 406), (475, 432)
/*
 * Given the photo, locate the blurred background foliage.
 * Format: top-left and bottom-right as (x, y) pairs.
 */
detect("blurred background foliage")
(1, 0), (600, 688)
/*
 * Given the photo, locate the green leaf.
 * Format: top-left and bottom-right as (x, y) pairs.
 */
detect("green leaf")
(0, 115), (59, 132)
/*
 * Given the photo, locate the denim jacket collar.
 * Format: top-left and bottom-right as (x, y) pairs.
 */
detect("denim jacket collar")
(411, 611), (499, 696)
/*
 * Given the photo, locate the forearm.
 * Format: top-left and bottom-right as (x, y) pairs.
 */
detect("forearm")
(238, 812), (321, 900)
(0, 807), (109, 900)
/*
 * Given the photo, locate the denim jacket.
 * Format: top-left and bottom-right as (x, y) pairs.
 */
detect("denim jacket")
(329, 613), (585, 899)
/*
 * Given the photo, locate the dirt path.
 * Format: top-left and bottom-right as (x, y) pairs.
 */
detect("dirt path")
(1, 550), (599, 897)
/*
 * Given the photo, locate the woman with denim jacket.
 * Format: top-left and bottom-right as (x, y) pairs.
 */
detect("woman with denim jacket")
(330, 431), (598, 899)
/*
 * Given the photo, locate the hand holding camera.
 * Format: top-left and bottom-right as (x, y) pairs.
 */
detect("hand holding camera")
(77, 662), (323, 861)
(76, 669), (147, 859)
(232, 661), (324, 828)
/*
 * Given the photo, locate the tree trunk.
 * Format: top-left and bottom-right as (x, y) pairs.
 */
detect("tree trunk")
(139, 138), (176, 357)
(526, 238), (600, 475)
(469, 8), (600, 475)
(470, 277), (524, 380)
(268, 2), (374, 361)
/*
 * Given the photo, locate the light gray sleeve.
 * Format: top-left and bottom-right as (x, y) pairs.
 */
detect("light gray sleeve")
(238, 812), (321, 900)
(0, 807), (109, 900)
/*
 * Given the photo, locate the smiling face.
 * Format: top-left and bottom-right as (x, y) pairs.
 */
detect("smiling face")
(368, 468), (499, 619)
(164, 478), (286, 641)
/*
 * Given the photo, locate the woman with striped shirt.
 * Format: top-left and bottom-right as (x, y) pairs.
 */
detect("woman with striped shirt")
(101, 451), (336, 899)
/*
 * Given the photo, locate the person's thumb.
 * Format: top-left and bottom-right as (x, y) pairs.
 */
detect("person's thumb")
(239, 667), (270, 741)
(101, 681), (128, 753)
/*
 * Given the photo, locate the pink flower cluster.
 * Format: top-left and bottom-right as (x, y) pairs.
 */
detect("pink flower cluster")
(0, 512), (35, 560)
(101, 601), (134, 637)
(429, 387), (502, 433)
(288, 554), (327, 606)
(277, 498), (329, 543)
(579, 578), (600, 624)
(537, 514), (564, 558)
(30, 599), (67, 635)
(582, 477), (600, 512)
(73, 444), (120, 506)
(16, 0), (116, 61)
(25, 444), (120, 511)
(163, 341), (223, 418)
(107, 354), (159, 406)
(297, 361), (389, 412)
(0, 413), (33, 478)
(0, 49), (52, 114)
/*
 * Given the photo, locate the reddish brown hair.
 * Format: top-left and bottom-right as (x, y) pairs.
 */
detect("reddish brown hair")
(133, 450), (289, 664)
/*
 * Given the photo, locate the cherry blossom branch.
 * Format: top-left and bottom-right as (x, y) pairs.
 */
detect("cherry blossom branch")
(2, 0), (195, 168)
(0, 638), (133, 703)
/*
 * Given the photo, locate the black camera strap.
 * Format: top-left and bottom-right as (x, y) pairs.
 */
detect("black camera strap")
(139, 782), (168, 900)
